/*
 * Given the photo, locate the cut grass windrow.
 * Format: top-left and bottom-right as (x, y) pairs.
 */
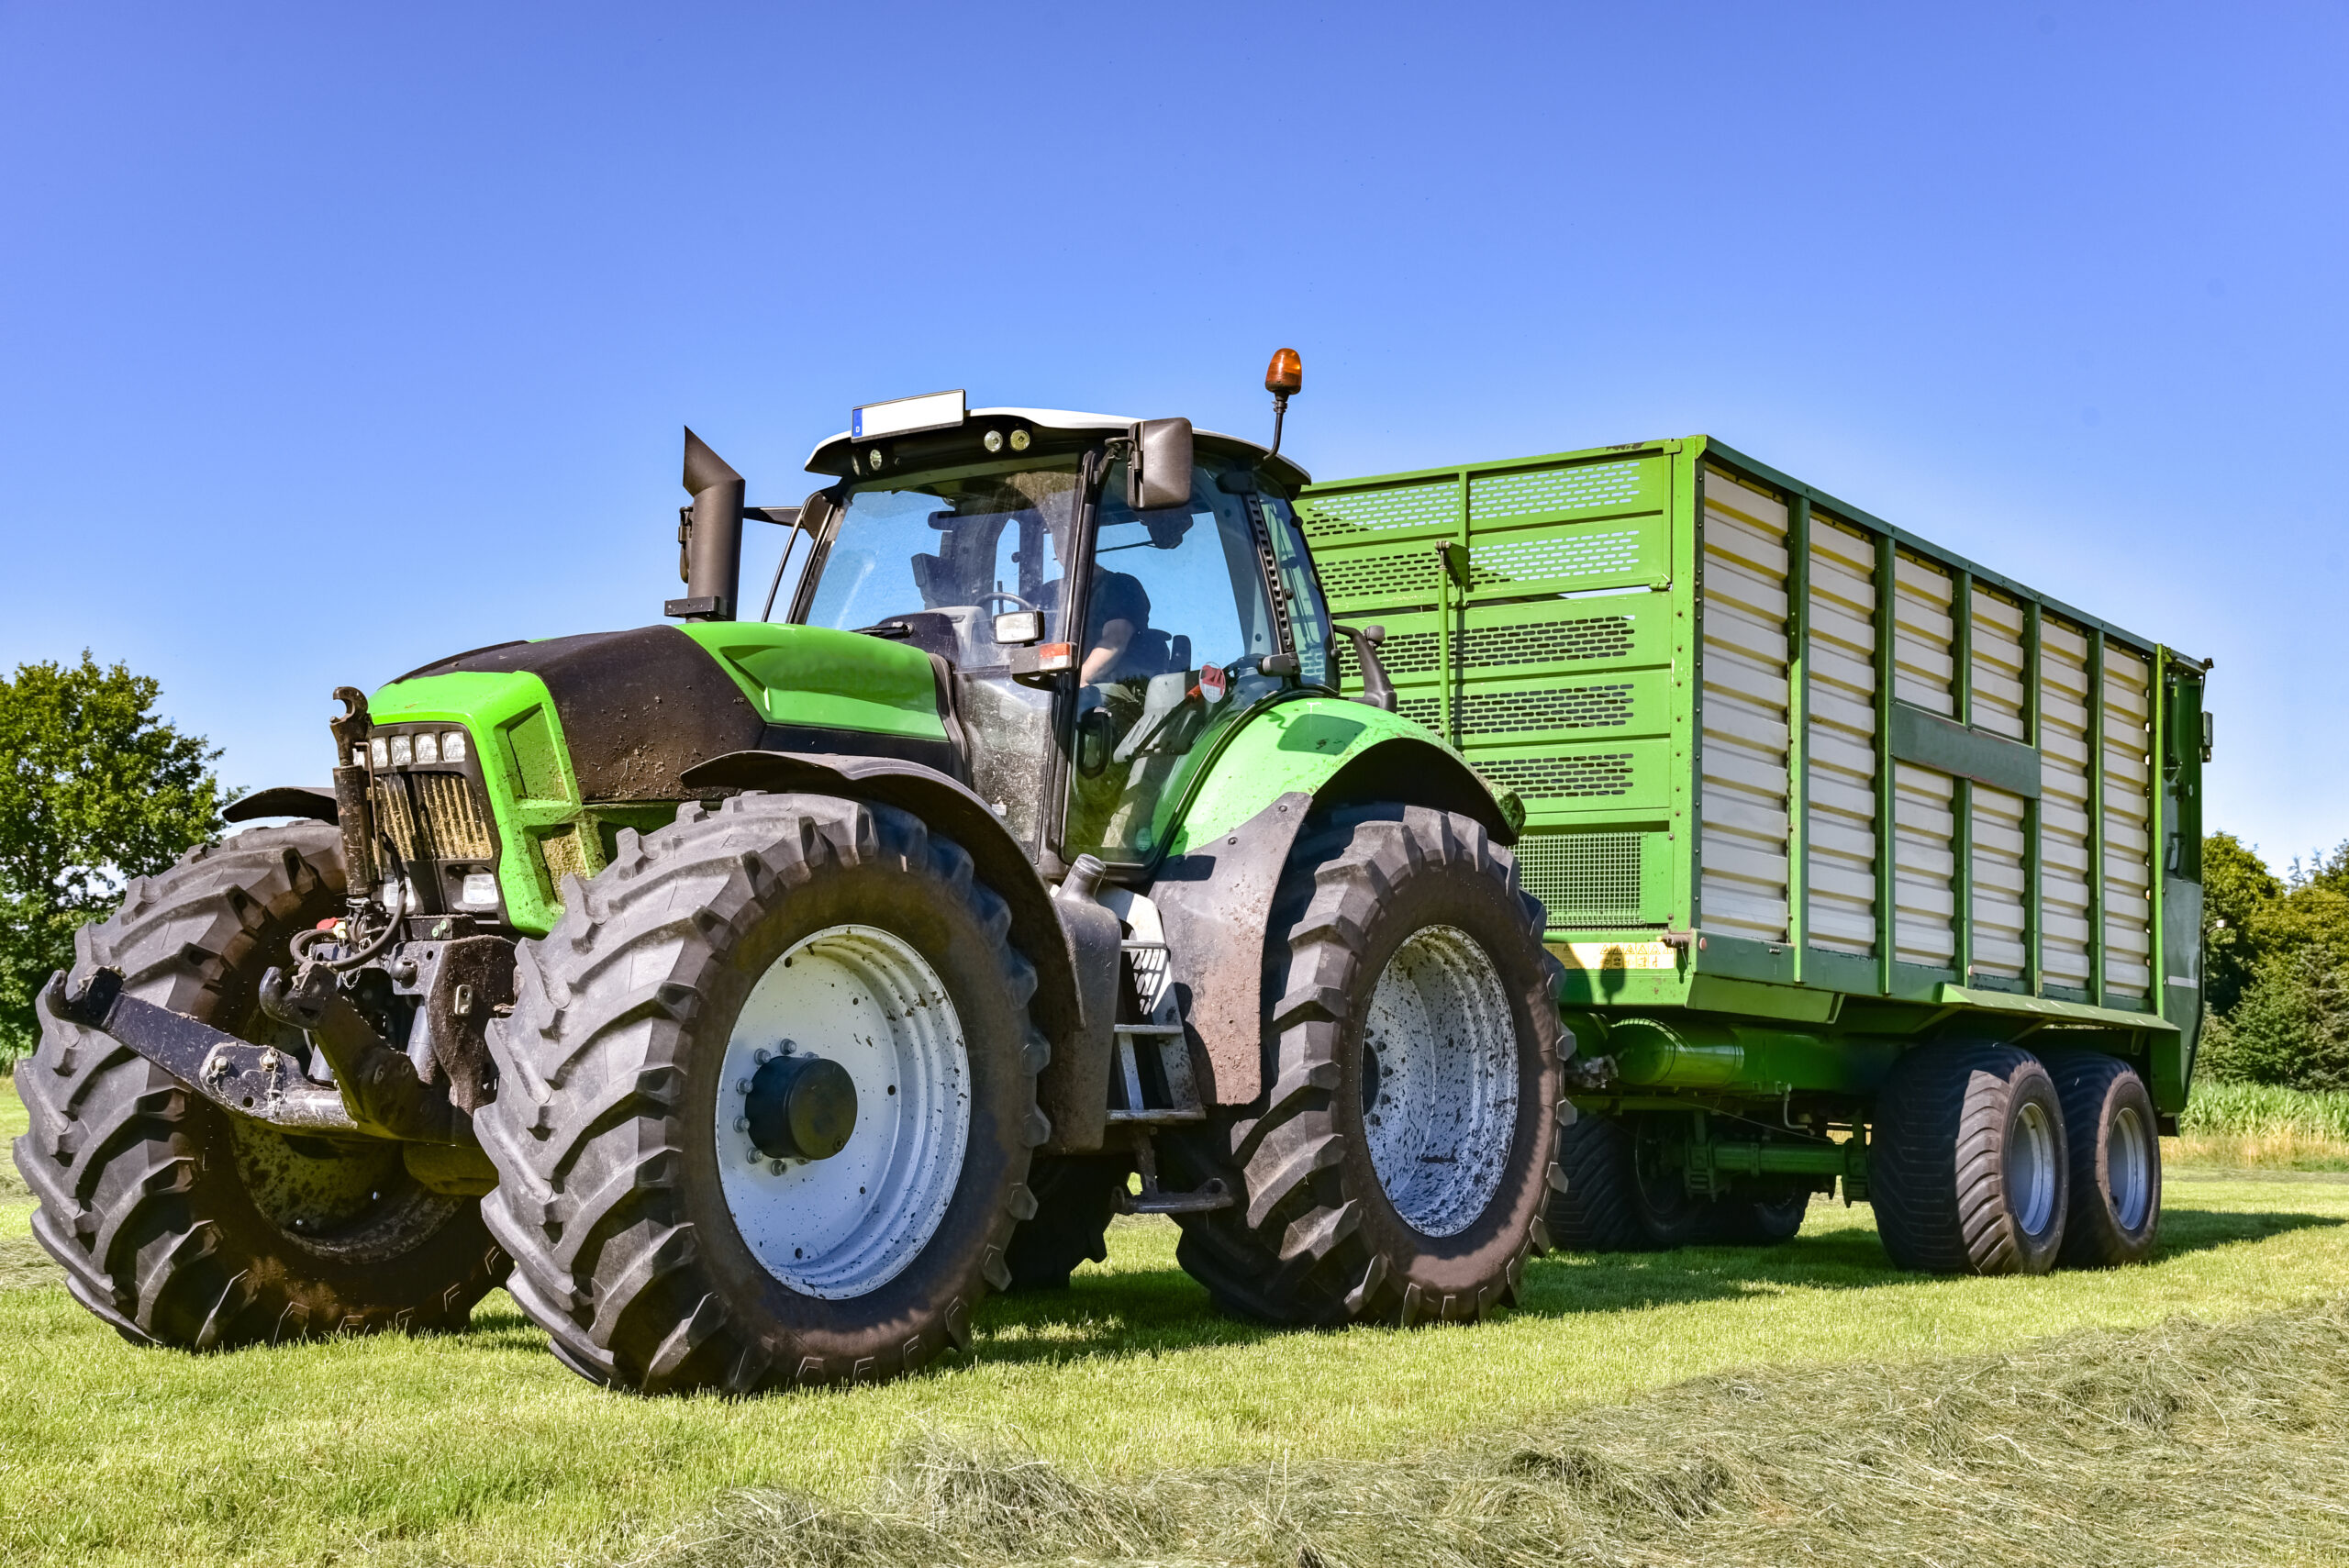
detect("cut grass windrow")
(641, 1296), (2349, 1568)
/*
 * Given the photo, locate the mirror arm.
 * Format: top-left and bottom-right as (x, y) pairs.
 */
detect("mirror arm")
(1330, 624), (1397, 713)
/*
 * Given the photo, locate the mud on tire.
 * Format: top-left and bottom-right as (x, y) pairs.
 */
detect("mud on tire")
(11, 823), (509, 1349)
(478, 793), (1051, 1395)
(1163, 804), (1564, 1327)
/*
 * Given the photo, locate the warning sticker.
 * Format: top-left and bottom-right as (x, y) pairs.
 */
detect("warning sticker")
(1198, 663), (1228, 704)
(1555, 941), (1676, 971)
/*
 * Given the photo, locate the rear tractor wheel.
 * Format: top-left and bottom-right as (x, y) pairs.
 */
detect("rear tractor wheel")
(12, 822), (509, 1349)
(479, 793), (1051, 1394)
(1164, 805), (1564, 1327)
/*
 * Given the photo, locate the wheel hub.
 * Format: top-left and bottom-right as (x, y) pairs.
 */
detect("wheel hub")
(715, 923), (971, 1300)
(744, 1052), (857, 1161)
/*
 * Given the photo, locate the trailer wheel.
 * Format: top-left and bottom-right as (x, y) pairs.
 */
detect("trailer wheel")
(11, 823), (508, 1350)
(478, 794), (1048, 1394)
(1542, 1114), (1649, 1251)
(1163, 804), (1562, 1327)
(1708, 1178), (1812, 1246)
(2045, 1053), (2162, 1267)
(1870, 1042), (2068, 1275)
(1004, 1155), (1130, 1289)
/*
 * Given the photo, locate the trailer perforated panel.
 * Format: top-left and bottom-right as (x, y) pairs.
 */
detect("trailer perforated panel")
(1969, 587), (2032, 981)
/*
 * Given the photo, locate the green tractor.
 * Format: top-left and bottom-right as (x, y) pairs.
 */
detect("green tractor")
(17, 358), (1569, 1393)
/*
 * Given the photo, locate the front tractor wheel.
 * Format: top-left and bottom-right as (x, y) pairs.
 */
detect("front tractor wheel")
(12, 823), (508, 1350)
(1165, 805), (1564, 1327)
(478, 794), (1049, 1395)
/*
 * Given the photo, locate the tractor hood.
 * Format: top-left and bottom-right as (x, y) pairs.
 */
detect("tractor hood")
(376, 622), (952, 804)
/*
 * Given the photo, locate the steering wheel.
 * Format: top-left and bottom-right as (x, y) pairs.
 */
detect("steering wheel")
(975, 590), (1039, 613)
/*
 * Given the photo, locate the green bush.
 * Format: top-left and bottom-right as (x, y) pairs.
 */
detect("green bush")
(2198, 833), (2349, 1093)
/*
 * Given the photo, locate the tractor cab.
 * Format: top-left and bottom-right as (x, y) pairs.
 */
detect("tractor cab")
(790, 406), (1333, 871)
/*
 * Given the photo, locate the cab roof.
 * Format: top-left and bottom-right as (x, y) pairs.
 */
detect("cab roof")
(806, 406), (1311, 490)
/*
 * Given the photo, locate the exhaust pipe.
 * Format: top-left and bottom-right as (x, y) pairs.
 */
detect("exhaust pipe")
(669, 427), (745, 621)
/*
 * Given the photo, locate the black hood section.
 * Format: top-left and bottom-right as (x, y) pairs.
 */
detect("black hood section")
(404, 625), (957, 802)
(406, 626), (765, 802)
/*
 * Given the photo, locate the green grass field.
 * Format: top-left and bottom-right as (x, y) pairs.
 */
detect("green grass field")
(2, 1079), (2345, 1567)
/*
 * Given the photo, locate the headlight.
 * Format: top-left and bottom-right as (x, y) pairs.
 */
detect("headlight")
(351, 747), (368, 768)
(414, 732), (440, 765)
(370, 738), (389, 768)
(389, 735), (413, 766)
(459, 872), (500, 907)
(441, 729), (468, 763)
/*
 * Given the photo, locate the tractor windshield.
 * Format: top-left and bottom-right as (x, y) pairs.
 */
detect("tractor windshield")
(803, 464), (1085, 668)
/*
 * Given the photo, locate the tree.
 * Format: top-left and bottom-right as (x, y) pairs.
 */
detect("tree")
(0, 653), (222, 1061)
(2202, 831), (2282, 1018)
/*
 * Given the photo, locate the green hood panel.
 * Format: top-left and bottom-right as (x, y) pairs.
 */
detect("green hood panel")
(675, 621), (943, 740)
(368, 622), (949, 937)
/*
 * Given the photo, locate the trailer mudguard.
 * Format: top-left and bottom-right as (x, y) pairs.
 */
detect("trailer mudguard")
(678, 749), (1105, 1153)
(1148, 697), (1520, 1105)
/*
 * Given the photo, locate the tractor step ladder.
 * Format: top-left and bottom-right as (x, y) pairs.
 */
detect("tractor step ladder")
(1104, 940), (1205, 1127)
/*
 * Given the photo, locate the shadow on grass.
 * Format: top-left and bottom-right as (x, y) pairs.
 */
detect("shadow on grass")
(957, 1205), (2349, 1368)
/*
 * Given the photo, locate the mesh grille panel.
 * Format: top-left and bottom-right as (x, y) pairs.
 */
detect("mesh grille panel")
(1317, 550), (1441, 606)
(1336, 616), (1633, 682)
(1400, 683), (1634, 737)
(1515, 831), (1645, 926)
(373, 770), (495, 862)
(1470, 462), (1643, 521)
(1468, 529), (1642, 587)
(1297, 481), (1457, 539)
(1474, 753), (1636, 801)
(539, 827), (593, 892)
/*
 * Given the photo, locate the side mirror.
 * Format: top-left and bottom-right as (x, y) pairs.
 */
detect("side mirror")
(993, 609), (1045, 646)
(1127, 418), (1194, 511)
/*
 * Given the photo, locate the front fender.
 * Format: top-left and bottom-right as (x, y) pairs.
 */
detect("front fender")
(1163, 696), (1517, 858)
(1147, 698), (1520, 1106)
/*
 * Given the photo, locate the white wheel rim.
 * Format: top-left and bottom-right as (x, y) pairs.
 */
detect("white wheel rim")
(2109, 1104), (2153, 1231)
(715, 924), (969, 1299)
(1359, 924), (1520, 1238)
(2007, 1098), (2057, 1239)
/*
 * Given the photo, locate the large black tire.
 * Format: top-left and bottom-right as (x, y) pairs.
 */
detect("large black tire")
(478, 794), (1050, 1394)
(1871, 1042), (2068, 1275)
(2046, 1052), (2162, 1267)
(1543, 1114), (1649, 1251)
(1004, 1155), (1130, 1290)
(12, 823), (509, 1348)
(1708, 1179), (1812, 1246)
(1545, 1113), (1808, 1250)
(1163, 804), (1564, 1327)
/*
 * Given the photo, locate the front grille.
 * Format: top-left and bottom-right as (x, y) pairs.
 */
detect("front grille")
(373, 769), (495, 862)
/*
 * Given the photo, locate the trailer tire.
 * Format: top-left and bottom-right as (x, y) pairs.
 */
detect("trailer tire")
(1870, 1042), (2068, 1275)
(2045, 1053), (2162, 1267)
(478, 794), (1048, 1395)
(1709, 1179), (1812, 1246)
(1542, 1114), (1650, 1251)
(11, 823), (508, 1351)
(1004, 1155), (1130, 1290)
(1163, 804), (1563, 1327)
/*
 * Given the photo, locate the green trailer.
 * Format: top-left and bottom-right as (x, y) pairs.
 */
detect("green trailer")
(1302, 437), (2210, 1269)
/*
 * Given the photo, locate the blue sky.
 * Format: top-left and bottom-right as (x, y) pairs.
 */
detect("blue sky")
(1, 2), (2342, 867)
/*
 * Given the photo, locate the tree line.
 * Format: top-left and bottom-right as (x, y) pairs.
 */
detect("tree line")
(0, 654), (2340, 1088)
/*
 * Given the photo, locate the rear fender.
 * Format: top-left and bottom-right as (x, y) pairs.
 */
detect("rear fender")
(679, 750), (1104, 1153)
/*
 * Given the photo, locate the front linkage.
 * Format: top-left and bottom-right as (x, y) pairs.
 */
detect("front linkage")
(49, 687), (505, 1191)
